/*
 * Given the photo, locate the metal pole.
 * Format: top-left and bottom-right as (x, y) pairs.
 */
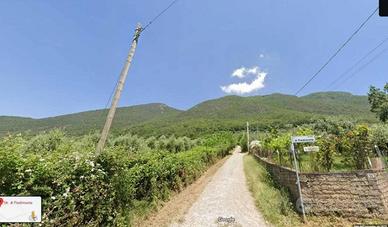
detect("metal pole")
(247, 122), (250, 153)
(257, 125), (259, 141)
(291, 142), (306, 222)
(375, 145), (387, 168)
(96, 23), (142, 155)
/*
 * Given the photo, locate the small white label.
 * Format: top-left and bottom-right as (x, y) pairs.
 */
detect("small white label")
(292, 136), (315, 143)
(0, 197), (41, 223)
(303, 146), (320, 152)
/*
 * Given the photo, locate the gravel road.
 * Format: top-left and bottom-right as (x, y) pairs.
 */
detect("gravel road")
(170, 147), (268, 227)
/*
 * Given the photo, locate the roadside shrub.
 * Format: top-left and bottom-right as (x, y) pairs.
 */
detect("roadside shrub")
(24, 129), (66, 154)
(0, 135), (25, 195)
(238, 133), (248, 152)
(315, 134), (336, 172)
(343, 125), (371, 170)
(370, 124), (388, 152)
(268, 134), (291, 166)
(111, 134), (147, 153)
(0, 130), (234, 226)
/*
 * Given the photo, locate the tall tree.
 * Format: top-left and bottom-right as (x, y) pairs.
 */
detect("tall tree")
(368, 83), (388, 122)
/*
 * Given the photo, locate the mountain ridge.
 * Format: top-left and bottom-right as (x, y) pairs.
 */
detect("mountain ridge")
(0, 92), (376, 137)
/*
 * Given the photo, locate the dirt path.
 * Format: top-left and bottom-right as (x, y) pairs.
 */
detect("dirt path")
(139, 155), (230, 227)
(170, 147), (268, 227)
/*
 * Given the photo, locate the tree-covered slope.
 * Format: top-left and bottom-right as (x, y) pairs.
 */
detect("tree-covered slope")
(129, 92), (376, 137)
(0, 103), (182, 136)
(0, 92), (376, 137)
(183, 92), (371, 118)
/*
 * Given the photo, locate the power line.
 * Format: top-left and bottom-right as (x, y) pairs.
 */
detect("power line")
(142, 0), (181, 32)
(104, 80), (119, 109)
(99, 79), (119, 128)
(332, 47), (388, 90)
(103, 0), (181, 106)
(102, 0), (181, 106)
(99, 0), (181, 124)
(325, 37), (388, 90)
(294, 7), (378, 96)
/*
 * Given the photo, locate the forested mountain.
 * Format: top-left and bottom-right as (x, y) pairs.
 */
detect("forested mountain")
(0, 103), (182, 136)
(0, 92), (376, 137)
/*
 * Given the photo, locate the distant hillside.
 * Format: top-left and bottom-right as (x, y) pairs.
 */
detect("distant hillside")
(185, 92), (370, 118)
(0, 92), (376, 137)
(128, 92), (376, 137)
(0, 103), (182, 136)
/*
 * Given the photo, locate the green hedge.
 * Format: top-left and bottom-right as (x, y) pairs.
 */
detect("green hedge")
(0, 131), (235, 226)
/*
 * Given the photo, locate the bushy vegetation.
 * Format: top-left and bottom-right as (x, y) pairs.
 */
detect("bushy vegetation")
(0, 130), (235, 226)
(368, 83), (388, 122)
(254, 118), (387, 173)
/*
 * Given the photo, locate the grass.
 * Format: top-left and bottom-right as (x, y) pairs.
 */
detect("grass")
(243, 154), (388, 227)
(243, 154), (302, 226)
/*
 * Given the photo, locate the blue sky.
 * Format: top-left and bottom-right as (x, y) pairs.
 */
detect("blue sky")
(0, 0), (387, 118)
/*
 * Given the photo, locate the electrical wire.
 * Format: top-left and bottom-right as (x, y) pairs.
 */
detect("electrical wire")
(294, 7), (378, 96)
(331, 47), (388, 90)
(141, 0), (181, 32)
(107, 0), (182, 104)
(325, 37), (388, 91)
(99, 0), (181, 127)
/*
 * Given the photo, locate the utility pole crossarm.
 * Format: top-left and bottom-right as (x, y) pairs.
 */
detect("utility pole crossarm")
(96, 23), (142, 156)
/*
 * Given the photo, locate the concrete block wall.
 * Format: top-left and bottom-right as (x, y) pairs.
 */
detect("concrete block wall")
(254, 154), (388, 218)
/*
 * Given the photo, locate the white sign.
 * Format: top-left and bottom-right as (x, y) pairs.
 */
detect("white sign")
(0, 197), (41, 223)
(303, 146), (319, 152)
(292, 136), (315, 143)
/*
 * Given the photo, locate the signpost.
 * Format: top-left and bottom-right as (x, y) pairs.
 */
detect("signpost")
(290, 135), (316, 223)
(303, 146), (319, 153)
(292, 135), (315, 143)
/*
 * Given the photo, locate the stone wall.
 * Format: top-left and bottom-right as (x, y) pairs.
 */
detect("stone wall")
(254, 154), (388, 218)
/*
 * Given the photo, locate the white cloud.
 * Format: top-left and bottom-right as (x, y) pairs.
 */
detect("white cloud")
(231, 67), (246, 78)
(259, 53), (265, 58)
(231, 66), (259, 78)
(221, 66), (267, 95)
(247, 67), (258, 74)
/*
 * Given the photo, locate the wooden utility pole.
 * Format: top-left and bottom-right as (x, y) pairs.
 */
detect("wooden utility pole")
(246, 122), (250, 153)
(96, 23), (142, 155)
